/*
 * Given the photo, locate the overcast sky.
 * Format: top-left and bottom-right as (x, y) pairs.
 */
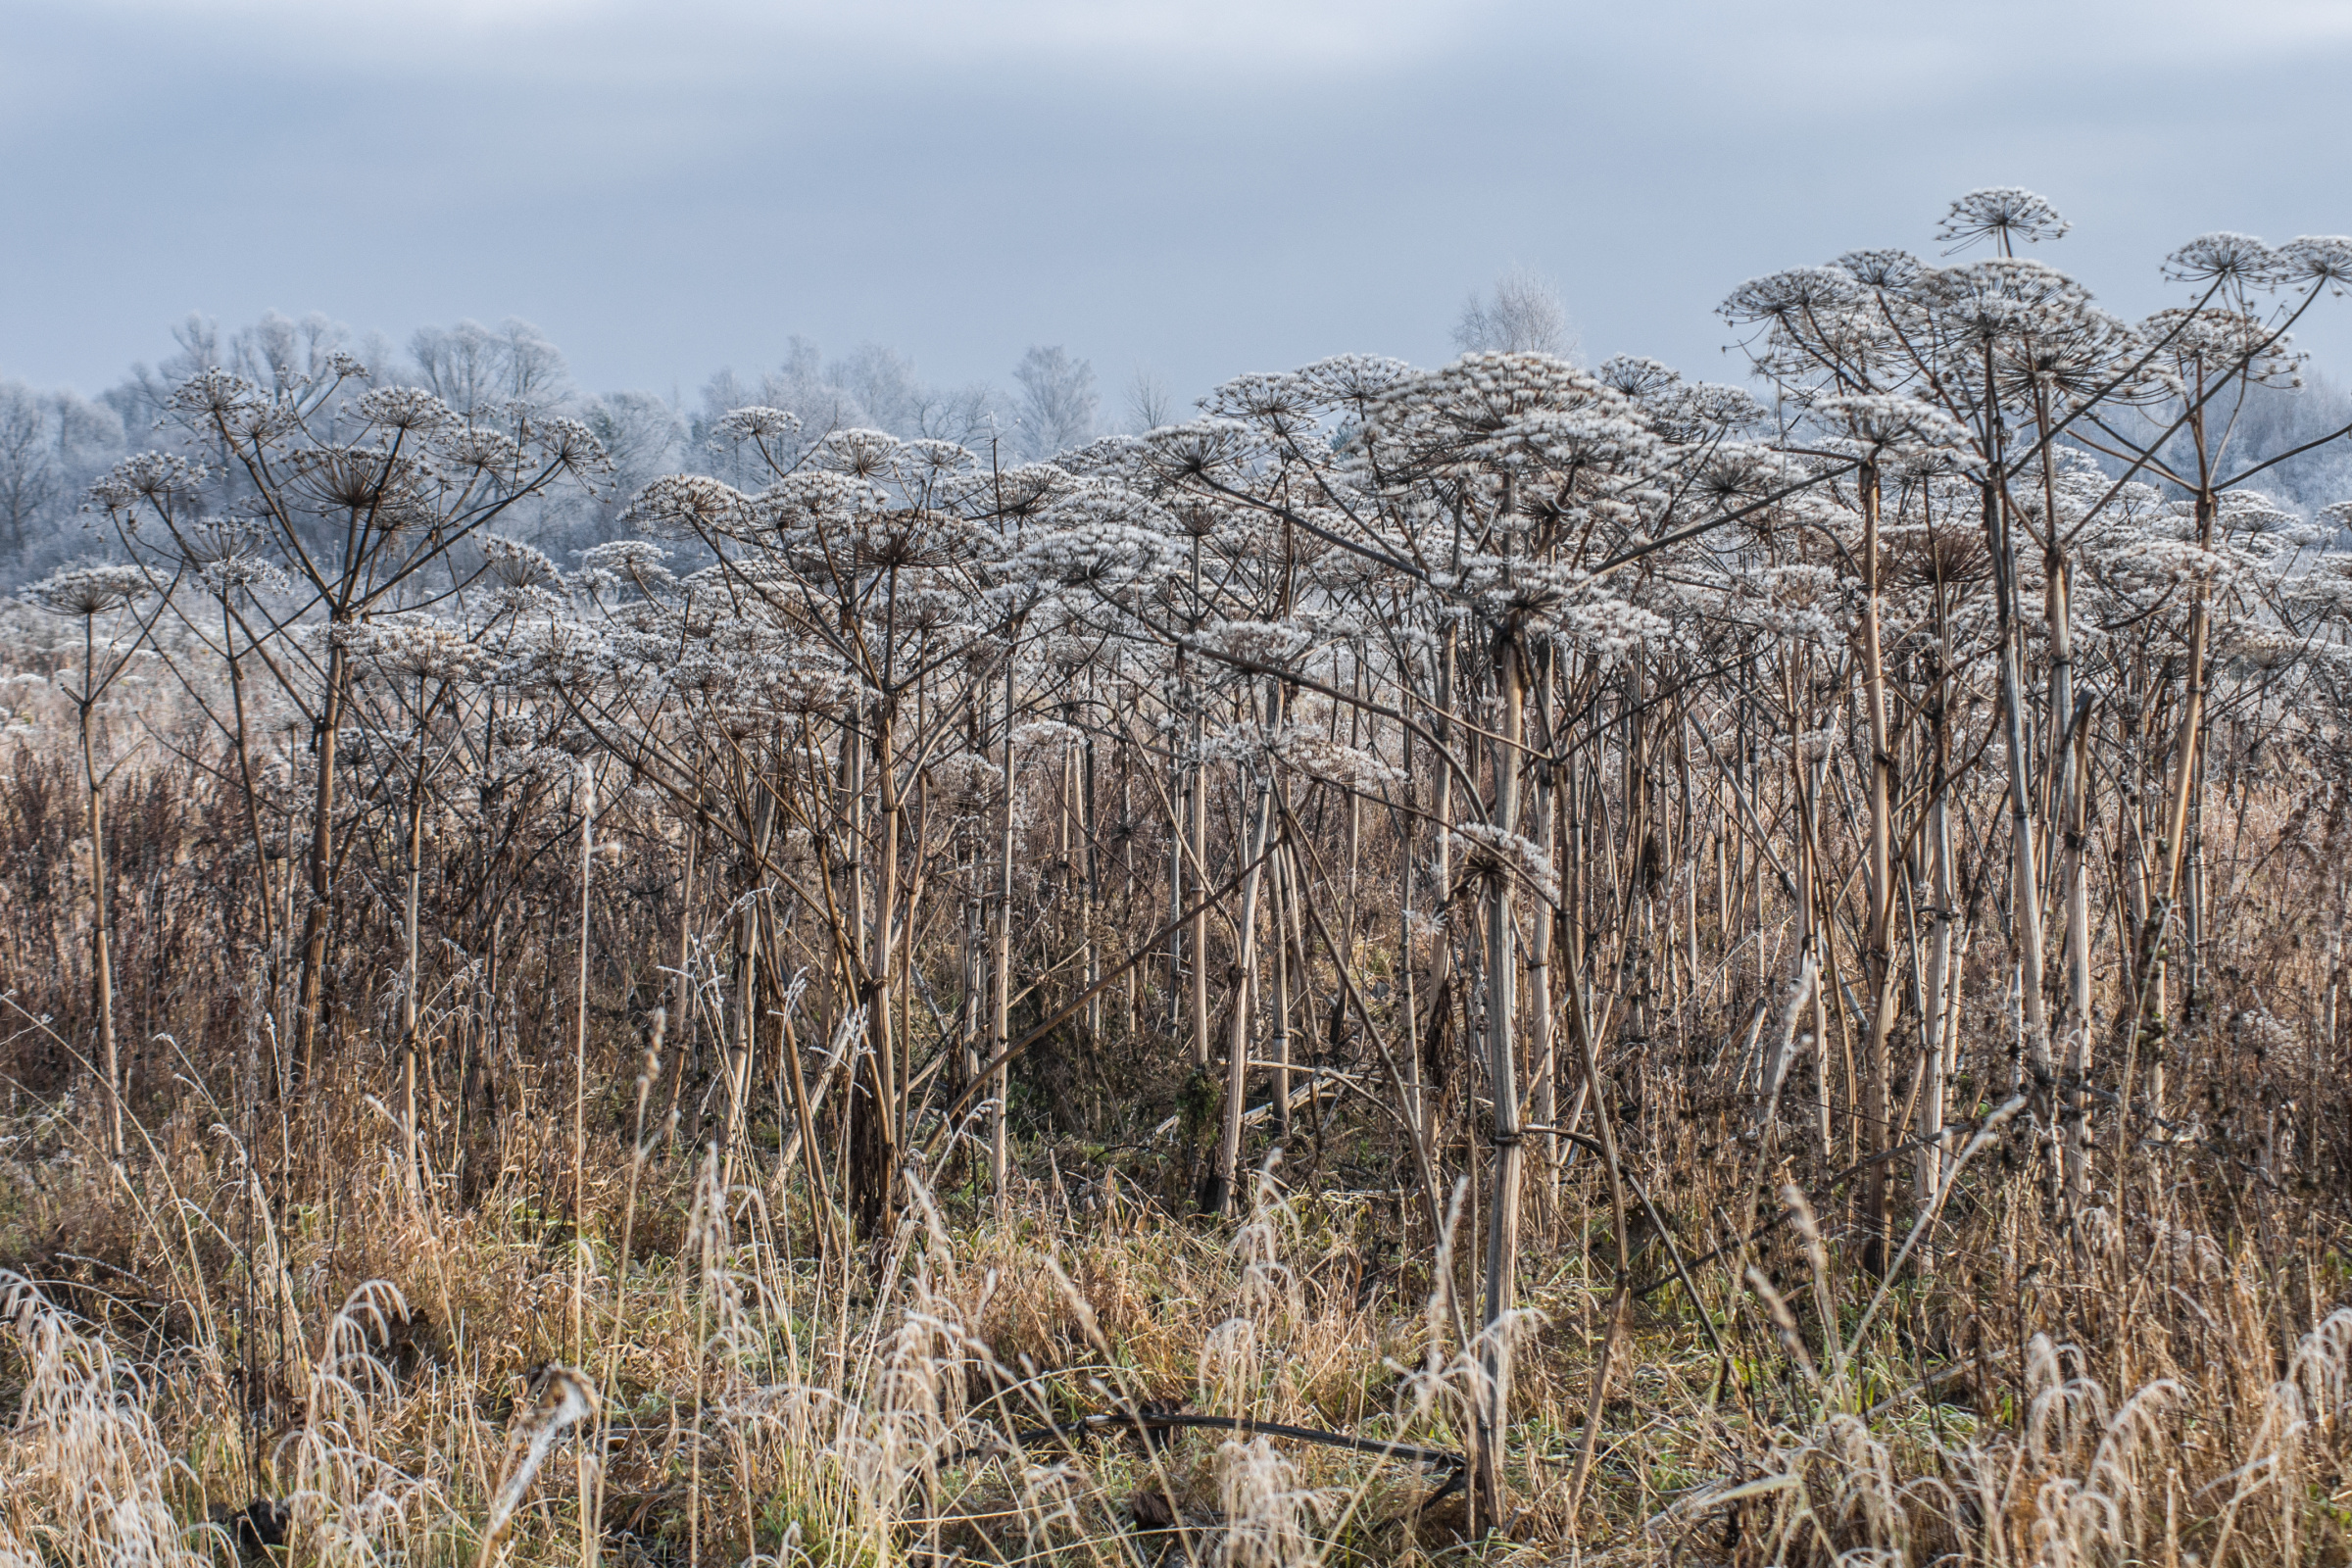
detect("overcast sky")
(5, 0), (2351, 412)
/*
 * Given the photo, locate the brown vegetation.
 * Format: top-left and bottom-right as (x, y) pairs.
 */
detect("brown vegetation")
(4, 193), (2352, 1566)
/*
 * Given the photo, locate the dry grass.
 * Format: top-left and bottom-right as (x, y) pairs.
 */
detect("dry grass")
(3, 1035), (2350, 1566)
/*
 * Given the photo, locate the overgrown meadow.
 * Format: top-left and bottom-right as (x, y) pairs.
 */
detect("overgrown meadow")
(5, 190), (2352, 1566)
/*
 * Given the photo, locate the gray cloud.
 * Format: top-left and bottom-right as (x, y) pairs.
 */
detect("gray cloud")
(3, 0), (2349, 407)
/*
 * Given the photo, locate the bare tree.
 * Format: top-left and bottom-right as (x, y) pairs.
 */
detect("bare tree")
(580, 390), (689, 541)
(0, 385), (123, 573)
(0, 385), (57, 557)
(1012, 344), (1098, 458)
(410, 318), (570, 416)
(1125, 368), (1174, 431)
(1452, 265), (1576, 357)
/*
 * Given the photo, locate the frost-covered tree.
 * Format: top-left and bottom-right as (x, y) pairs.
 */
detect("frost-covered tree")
(1011, 344), (1098, 459)
(2154, 369), (2352, 514)
(0, 383), (124, 576)
(577, 390), (689, 542)
(1452, 264), (1575, 357)
(1124, 368), (1174, 432)
(692, 338), (1004, 481)
(410, 318), (570, 416)
(0, 386), (60, 557)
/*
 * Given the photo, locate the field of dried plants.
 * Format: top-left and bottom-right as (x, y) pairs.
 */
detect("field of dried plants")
(4, 192), (2352, 1566)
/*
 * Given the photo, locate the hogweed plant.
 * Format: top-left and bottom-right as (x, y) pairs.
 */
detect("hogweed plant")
(18, 562), (158, 1158)
(0, 189), (2350, 1566)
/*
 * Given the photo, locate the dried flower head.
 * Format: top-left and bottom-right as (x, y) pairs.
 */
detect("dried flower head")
(1936, 187), (2070, 252)
(23, 564), (152, 618)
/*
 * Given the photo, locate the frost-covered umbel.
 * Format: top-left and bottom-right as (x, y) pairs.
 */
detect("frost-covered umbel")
(22, 563), (151, 619)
